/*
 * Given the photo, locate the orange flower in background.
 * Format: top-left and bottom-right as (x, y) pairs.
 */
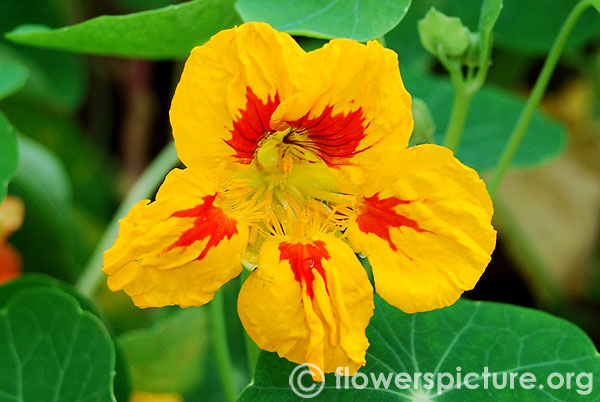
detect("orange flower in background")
(103, 22), (496, 378)
(0, 196), (24, 284)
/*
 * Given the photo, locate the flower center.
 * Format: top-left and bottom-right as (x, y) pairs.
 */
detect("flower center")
(255, 128), (322, 174)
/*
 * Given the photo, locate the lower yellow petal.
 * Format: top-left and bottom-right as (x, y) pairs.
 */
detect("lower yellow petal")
(346, 144), (496, 313)
(103, 168), (249, 308)
(237, 233), (373, 378)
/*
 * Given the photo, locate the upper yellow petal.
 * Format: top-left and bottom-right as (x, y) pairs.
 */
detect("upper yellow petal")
(271, 39), (412, 173)
(170, 23), (411, 187)
(170, 22), (305, 171)
(346, 144), (496, 313)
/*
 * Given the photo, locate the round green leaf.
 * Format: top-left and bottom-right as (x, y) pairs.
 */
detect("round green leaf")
(0, 288), (116, 402)
(236, 0), (412, 41)
(239, 296), (600, 400)
(0, 112), (18, 202)
(5, 0), (242, 60)
(0, 274), (131, 402)
(0, 273), (99, 315)
(0, 57), (28, 100)
(403, 71), (566, 171)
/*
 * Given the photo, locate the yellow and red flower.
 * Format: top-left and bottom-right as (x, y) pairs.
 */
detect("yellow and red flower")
(103, 22), (496, 378)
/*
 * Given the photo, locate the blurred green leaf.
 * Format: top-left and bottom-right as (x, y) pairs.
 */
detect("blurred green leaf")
(493, 0), (600, 54)
(0, 287), (116, 402)
(418, 7), (471, 57)
(592, 0), (600, 13)
(13, 134), (71, 207)
(1, 100), (117, 220)
(0, 112), (18, 201)
(0, 0), (87, 111)
(295, 36), (328, 52)
(384, 0), (439, 69)
(118, 307), (208, 393)
(7, 135), (85, 281)
(239, 296), (600, 400)
(387, 0), (600, 67)
(0, 57), (28, 100)
(5, 0), (241, 59)
(236, 0), (412, 41)
(183, 280), (251, 401)
(439, 0), (600, 55)
(404, 71), (566, 171)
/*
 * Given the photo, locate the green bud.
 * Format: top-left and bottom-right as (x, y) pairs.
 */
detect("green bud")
(410, 98), (436, 145)
(418, 7), (471, 58)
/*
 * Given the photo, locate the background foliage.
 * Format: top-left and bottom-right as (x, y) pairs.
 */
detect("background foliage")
(0, 0), (599, 401)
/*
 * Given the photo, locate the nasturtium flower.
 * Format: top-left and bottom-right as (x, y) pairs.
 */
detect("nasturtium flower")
(103, 22), (496, 379)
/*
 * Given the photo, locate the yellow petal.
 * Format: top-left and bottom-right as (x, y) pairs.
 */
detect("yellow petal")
(346, 144), (496, 313)
(171, 24), (411, 188)
(170, 22), (305, 170)
(238, 233), (373, 378)
(103, 168), (249, 308)
(270, 39), (412, 172)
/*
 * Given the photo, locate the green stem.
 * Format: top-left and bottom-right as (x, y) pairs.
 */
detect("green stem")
(443, 87), (474, 151)
(240, 268), (260, 374)
(211, 289), (238, 402)
(75, 142), (179, 297)
(487, 0), (593, 197)
(439, 48), (473, 152)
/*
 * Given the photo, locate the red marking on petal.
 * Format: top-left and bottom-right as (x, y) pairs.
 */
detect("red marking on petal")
(356, 193), (427, 251)
(165, 194), (238, 260)
(279, 241), (331, 299)
(287, 106), (369, 167)
(224, 87), (280, 164)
